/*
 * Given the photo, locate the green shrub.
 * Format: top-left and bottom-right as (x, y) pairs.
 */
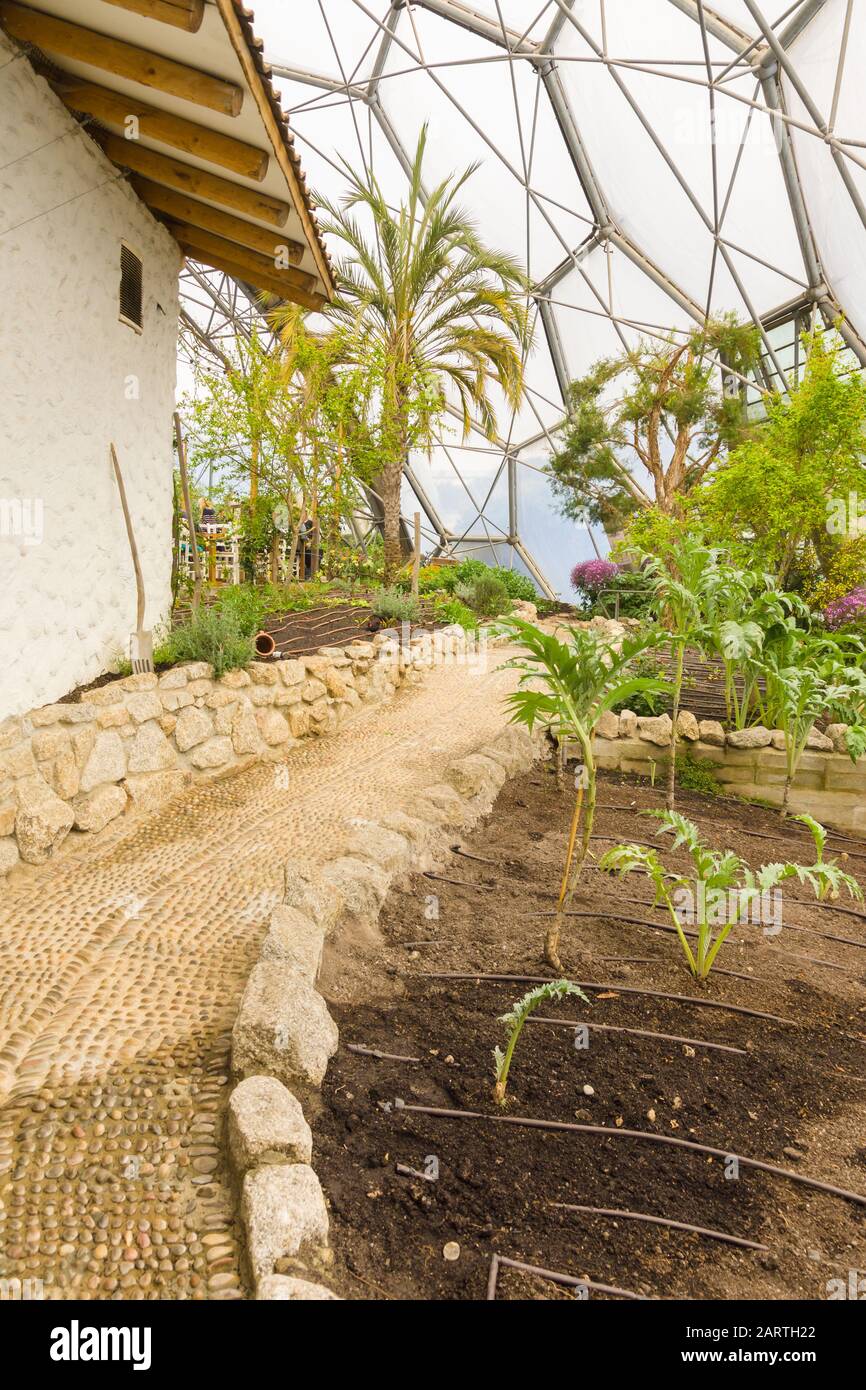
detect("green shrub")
(609, 652), (667, 716)
(456, 573), (511, 618)
(214, 585), (265, 637)
(164, 608), (255, 678)
(492, 567), (536, 601)
(433, 596), (478, 630)
(371, 587), (421, 623)
(675, 752), (723, 796)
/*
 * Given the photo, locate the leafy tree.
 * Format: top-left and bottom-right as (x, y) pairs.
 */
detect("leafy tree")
(319, 125), (532, 581)
(699, 331), (866, 587)
(549, 316), (760, 528)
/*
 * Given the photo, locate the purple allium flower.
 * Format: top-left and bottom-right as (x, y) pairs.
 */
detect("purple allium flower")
(570, 558), (622, 594)
(824, 587), (866, 630)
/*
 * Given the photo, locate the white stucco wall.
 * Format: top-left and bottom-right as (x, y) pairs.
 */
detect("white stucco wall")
(0, 33), (181, 720)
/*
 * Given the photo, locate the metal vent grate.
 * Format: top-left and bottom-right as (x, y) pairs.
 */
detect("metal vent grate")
(119, 244), (143, 328)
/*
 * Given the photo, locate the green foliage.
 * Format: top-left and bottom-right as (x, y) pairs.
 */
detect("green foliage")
(493, 568), (537, 601)
(600, 808), (862, 980)
(320, 124), (532, 579)
(758, 625), (866, 806)
(503, 618), (669, 967)
(609, 651), (667, 716)
(371, 587), (421, 623)
(213, 584), (265, 638)
(456, 572), (511, 618)
(805, 537), (866, 613)
(433, 596), (478, 630)
(675, 752), (723, 796)
(163, 608), (255, 679)
(699, 331), (866, 586)
(550, 316), (760, 528)
(492, 979), (589, 1104)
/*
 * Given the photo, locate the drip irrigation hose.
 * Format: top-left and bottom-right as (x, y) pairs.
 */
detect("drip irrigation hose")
(401, 1105), (866, 1208)
(418, 972), (799, 1025)
(525, 1015), (750, 1056)
(488, 1253), (648, 1301)
(550, 1202), (768, 1251)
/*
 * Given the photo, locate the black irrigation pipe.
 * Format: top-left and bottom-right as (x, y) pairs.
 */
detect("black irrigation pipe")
(451, 845), (499, 866)
(433, 855), (866, 941)
(402, 1106), (866, 1209)
(487, 1253), (648, 1301)
(346, 1044), (421, 1063)
(418, 972), (799, 1025)
(550, 1202), (769, 1252)
(423, 873), (494, 892)
(525, 1015), (750, 1057)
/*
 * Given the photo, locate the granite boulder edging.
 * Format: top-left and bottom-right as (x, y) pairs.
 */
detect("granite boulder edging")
(226, 719), (543, 1300)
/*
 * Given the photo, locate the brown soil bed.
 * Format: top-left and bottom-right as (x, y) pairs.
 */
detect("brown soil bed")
(313, 765), (866, 1301)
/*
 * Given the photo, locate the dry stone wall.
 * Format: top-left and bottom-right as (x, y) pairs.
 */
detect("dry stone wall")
(588, 711), (866, 835)
(0, 627), (481, 877)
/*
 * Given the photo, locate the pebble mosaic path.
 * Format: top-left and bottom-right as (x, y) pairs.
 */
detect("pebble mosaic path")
(0, 653), (520, 1300)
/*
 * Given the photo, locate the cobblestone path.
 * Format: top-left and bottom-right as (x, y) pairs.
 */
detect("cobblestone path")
(0, 655), (519, 1300)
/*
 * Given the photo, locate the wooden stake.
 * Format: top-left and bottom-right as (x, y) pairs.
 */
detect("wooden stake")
(173, 412), (202, 612)
(411, 511), (421, 598)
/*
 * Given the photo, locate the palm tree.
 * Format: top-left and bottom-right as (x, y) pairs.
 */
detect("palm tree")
(318, 125), (532, 580)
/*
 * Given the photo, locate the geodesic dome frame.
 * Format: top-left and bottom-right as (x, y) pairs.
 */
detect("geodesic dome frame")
(180, 0), (866, 598)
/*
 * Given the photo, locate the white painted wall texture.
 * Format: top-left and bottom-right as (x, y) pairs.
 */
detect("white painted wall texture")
(0, 33), (181, 719)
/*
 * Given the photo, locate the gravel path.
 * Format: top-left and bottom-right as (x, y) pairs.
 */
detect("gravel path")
(0, 653), (519, 1300)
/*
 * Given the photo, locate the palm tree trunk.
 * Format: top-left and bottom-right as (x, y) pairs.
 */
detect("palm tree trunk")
(381, 459), (404, 584)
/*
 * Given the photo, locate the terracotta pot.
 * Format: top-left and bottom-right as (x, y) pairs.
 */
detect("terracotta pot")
(254, 630), (276, 657)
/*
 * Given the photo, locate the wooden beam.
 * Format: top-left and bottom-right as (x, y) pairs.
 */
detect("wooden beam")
(52, 76), (268, 180)
(164, 219), (317, 293)
(99, 0), (205, 33)
(0, 1), (242, 116)
(130, 177), (304, 263)
(176, 243), (325, 313)
(96, 132), (290, 226)
(213, 0), (334, 299)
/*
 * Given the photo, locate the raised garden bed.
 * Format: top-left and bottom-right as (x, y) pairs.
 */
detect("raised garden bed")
(313, 765), (866, 1301)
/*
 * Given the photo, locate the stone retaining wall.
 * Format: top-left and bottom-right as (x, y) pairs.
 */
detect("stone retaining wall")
(225, 722), (543, 1300)
(587, 710), (866, 835)
(0, 626), (486, 877)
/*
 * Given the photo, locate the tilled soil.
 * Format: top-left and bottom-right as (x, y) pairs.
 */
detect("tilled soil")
(314, 765), (866, 1301)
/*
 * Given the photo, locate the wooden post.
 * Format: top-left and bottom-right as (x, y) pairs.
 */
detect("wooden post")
(411, 511), (421, 598)
(173, 411), (202, 612)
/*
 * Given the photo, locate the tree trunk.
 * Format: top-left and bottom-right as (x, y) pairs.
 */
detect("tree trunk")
(381, 459), (404, 585)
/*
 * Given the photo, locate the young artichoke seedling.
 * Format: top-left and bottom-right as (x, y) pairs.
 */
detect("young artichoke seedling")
(492, 979), (589, 1105)
(599, 809), (862, 982)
